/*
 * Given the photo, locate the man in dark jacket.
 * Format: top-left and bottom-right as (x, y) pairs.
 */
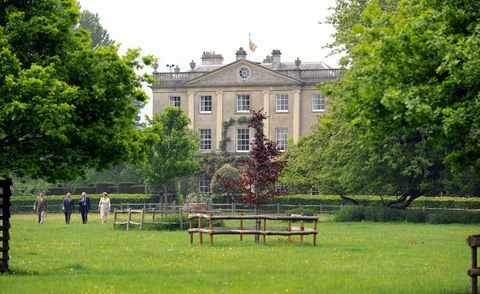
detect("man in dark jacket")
(78, 192), (91, 224)
(62, 192), (75, 224)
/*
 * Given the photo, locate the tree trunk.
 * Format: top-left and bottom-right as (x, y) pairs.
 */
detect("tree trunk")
(382, 191), (420, 210)
(339, 194), (359, 205)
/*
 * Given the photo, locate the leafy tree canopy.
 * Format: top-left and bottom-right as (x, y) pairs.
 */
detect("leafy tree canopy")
(283, 0), (480, 207)
(0, 0), (154, 182)
(333, 0), (480, 171)
(324, 0), (397, 62)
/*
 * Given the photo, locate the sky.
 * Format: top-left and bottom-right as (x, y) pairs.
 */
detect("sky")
(78, 0), (340, 118)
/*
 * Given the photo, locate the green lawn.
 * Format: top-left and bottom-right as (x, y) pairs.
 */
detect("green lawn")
(0, 214), (476, 293)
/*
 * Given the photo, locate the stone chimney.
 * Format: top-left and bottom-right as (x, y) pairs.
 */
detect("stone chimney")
(272, 49), (281, 69)
(236, 47), (247, 60)
(201, 51), (223, 65)
(262, 55), (273, 63)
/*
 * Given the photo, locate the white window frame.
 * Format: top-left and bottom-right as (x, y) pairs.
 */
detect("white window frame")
(169, 96), (181, 107)
(199, 129), (212, 152)
(276, 94), (289, 113)
(237, 94), (250, 113)
(199, 174), (211, 193)
(236, 128), (250, 152)
(312, 93), (326, 112)
(275, 128), (288, 151)
(200, 95), (212, 113)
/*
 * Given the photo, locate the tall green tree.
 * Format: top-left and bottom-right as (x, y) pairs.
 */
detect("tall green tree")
(332, 0), (480, 173)
(77, 9), (114, 49)
(324, 0), (397, 61)
(142, 107), (200, 197)
(284, 0), (480, 207)
(0, 0), (153, 183)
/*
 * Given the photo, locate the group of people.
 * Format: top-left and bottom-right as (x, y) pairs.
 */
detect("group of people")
(34, 192), (111, 224)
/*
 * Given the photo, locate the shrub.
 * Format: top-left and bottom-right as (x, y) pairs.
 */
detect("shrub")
(210, 164), (241, 196)
(427, 210), (480, 224)
(404, 209), (427, 223)
(336, 205), (366, 222)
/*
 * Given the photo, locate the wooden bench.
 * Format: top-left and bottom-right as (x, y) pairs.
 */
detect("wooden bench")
(188, 213), (318, 246)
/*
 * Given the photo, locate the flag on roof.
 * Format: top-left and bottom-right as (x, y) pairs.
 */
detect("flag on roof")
(249, 35), (257, 52)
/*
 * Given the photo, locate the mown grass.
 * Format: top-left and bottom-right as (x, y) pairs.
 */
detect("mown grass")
(0, 213), (476, 293)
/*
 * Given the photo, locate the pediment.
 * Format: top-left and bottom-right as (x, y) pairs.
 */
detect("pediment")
(186, 60), (303, 87)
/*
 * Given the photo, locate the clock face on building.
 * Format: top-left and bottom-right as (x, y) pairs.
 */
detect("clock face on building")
(239, 67), (250, 80)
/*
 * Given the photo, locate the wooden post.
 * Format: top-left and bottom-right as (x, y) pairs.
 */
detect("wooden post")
(277, 203), (280, 214)
(140, 209), (145, 230)
(152, 210), (156, 223)
(113, 209), (117, 230)
(473, 246), (478, 294)
(209, 213), (213, 245)
(300, 213), (305, 242)
(263, 218), (267, 243)
(126, 208), (131, 231)
(240, 213), (243, 241)
(313, 219), (318, 246)
(189, 218), (193, 244)
(198, 215), (203, 244)
(179, 210), (183, 230)
(287, 213), (292, 241)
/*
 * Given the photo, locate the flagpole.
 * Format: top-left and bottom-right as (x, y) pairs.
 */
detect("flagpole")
(248, 33), (251, 61)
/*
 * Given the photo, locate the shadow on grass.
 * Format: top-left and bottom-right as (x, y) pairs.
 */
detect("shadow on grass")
(3, 268), (41, 276)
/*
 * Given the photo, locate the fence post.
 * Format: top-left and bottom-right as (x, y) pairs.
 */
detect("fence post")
(277, 203), (280, 214)
(113, 209), (117, 230)
(198, 215), (203, 245)
(179, 209), (183, 230)
(126, 208), (131, 231)
(320, 204), (323, 214)
(140, 209), (145, 230)
(467, 235), (480, 294)
(120, 203), (123, 210)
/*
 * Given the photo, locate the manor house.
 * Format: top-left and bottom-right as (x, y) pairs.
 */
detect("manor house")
(151, 48), (341, 155)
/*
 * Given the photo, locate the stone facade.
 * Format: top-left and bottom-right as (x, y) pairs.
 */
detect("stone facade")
(151, 48), (342, 154)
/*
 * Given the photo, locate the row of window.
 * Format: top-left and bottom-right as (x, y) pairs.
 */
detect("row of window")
(199, 128), (288, 152)
(169, 93), (326, 113)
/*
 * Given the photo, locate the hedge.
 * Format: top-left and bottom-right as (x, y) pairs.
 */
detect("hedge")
(271, 194), (480, 209)
(336, 205), (480, 224)
(10, 194), (158, 207)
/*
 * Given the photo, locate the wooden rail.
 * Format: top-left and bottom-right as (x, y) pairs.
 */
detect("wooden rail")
(0, 179), (12, 273)
(113, 208), (184, 230)
(188, 213), (318, 246)
(467, 235), (480, 293)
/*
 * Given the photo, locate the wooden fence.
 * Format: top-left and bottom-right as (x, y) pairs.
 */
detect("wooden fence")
(112, 208), (185, 230)
(0, 179), (12, 273)
(467, 235), (480, 293)
(188, 213), (318, 246)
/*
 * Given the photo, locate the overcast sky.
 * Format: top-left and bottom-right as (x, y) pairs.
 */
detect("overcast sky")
(78, 0), (339, 118)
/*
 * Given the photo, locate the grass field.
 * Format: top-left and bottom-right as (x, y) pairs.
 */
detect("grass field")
(0, 213), (477, 293)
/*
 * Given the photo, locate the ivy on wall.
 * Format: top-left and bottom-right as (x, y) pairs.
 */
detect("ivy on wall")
(220, 116), (250, 152)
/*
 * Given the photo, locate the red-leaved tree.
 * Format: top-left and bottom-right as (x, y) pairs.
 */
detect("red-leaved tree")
(218, 110), (287, 207)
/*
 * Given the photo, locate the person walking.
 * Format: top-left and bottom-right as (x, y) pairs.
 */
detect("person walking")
(62, 192), (75, 224)
(98, 192), (111, 224)
(78, 192), (91, 224)
(33, 192), (48, 223)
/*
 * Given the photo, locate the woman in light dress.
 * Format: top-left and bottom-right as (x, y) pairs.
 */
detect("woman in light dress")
(98, 192), (111, 224)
